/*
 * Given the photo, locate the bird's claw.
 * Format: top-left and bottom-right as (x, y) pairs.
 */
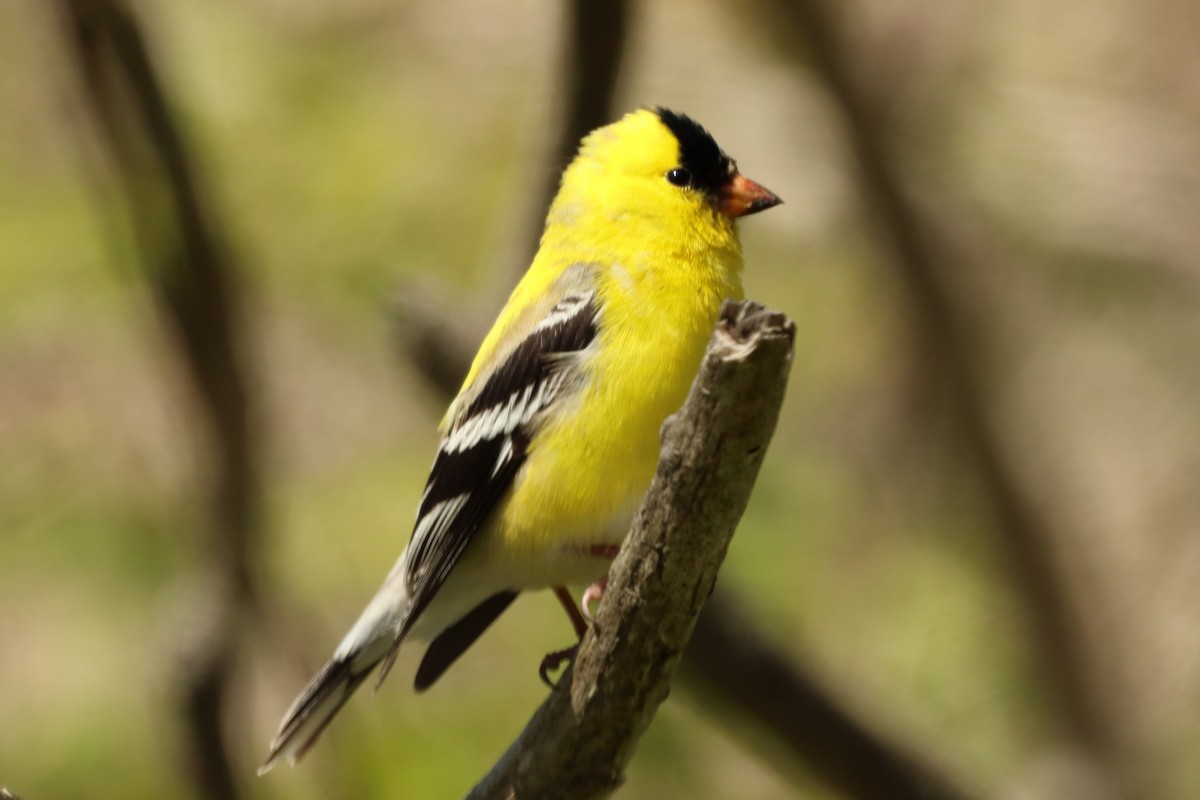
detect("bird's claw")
(580, 576), (608, 621)
(538, 644), (578, 688)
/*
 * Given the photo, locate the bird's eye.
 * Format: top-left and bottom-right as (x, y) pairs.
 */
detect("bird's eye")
(666, 168), (692, 187)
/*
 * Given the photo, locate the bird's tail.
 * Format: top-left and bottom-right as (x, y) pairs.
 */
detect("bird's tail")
(258, 637), (389, 774)
(260, 568), (411, 773)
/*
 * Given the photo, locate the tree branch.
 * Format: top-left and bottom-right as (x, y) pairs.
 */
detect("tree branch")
(465, 301), (794, 800)
(395, 287), (977, 799)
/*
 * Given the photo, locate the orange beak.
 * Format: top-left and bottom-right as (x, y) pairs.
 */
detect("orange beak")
(718, 172), (782, 218)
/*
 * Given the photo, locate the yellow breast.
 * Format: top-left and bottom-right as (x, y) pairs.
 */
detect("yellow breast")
(493, 236), (743, 562)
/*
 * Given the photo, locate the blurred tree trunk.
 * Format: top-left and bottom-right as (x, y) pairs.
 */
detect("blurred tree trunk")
(58, 2), (262, 799)
(747, 0), (1124, 792)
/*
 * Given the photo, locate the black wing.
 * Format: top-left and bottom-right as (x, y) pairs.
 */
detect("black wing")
(376, 291), (598, 679)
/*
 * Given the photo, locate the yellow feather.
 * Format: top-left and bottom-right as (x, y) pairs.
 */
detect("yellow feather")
(464, 110), (746, 566)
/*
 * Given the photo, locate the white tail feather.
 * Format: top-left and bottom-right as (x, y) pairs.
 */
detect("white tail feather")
(258, 638), (390, 773)
(260, 568), (410, 772)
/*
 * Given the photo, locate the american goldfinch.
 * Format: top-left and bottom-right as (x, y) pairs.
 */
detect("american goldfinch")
(260, 107), (780, 771)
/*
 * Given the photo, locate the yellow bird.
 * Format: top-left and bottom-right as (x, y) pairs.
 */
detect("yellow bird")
(260, 107), (780, 770)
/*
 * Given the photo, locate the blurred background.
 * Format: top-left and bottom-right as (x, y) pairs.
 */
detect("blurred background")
(2, 0), (1199, 798)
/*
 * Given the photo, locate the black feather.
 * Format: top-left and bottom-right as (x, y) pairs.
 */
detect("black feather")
(260, 655), (374, 770)
(377, 292), (599, 680)
(654, 107), (735, 195)
(414, 590), (519, 691)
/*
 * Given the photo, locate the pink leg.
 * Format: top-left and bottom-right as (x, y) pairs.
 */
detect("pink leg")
(540, 546), (621, 688)
(554, 586), (588, 638)
(543, 587), (586, 689)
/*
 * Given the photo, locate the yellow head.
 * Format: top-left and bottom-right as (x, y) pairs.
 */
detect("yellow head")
(544, 108), (781, 260)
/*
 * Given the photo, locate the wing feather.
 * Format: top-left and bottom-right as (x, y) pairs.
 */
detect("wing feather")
(375, 290), (599, 679)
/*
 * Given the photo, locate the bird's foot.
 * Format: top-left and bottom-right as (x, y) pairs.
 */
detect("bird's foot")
(539, 643), (578, 688)
(580, 576), (608, 621)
